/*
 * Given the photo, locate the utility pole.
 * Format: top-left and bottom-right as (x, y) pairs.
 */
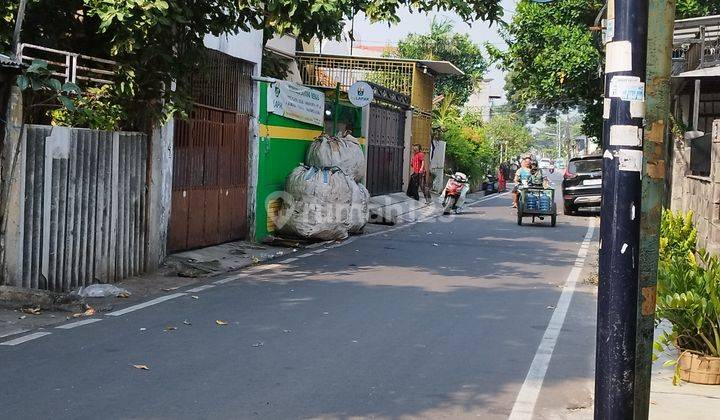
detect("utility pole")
(635, 0), (675, 419)
(595, 0), (648, 418)
(11, 0), (28, 57)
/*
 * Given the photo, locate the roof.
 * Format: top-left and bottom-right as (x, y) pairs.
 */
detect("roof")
(673, 67), (720, 78)
(674, 15), (720, 44)
(296, 52), (464, 76)
(0, 53), (23, 70)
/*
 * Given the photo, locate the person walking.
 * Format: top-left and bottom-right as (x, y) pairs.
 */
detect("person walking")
(407, 144), (430, 203)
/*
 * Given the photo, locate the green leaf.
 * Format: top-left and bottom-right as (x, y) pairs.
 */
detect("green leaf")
(61, 82), (81, 94)
(49, 79), (62, 92)
(16, 75), (29, 90)
(663, 359), (678, 367)
(27, 59), (47, 73)
(58, 96), (75, 111)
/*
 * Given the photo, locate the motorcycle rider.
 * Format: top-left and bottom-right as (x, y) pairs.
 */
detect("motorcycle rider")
(512, 156), (532, 208)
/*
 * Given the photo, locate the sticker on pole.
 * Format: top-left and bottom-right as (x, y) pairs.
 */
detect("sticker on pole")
(617, 149), (643, 173)
(609, 76), (645, 102)
(348, 82), (374, 107)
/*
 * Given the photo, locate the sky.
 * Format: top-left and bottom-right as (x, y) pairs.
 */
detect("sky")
(343, 1), (518, 102)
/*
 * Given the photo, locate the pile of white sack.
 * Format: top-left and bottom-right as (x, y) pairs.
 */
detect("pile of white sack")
(278, 133), (369, 240)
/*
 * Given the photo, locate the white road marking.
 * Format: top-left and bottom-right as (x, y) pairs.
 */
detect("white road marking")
(1, 332), (52, 346)
(296, 253), (312, 258)
(313, 248), (328, 254)
(508, 218), (596, 420)
(281, 257), (298, 263)
(214, 273), (248, 285)
(186, 284), (215, 293)
(55, 318), (102, 330)
(105, 293), (185, 317)
(0, 329), (30, 339)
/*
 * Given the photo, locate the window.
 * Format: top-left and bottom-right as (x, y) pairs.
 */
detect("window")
(690, 133), (711, 177)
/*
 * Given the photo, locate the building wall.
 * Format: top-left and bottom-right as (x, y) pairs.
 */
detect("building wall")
(670, 120), (720, 255)
(254, 82), (364, 241)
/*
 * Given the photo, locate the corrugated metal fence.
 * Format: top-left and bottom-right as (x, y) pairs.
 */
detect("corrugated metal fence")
(19, 125), (147, 291)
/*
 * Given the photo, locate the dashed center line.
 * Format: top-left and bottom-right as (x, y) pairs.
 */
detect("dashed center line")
(186, 284), (215, 293)
(56, 318), (102, 330)
(105, 293), (185, 317)
(281, 257), (298, 263)
(1, 332), (52, 346)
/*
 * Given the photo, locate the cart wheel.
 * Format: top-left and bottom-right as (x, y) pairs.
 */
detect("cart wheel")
(517, 209), (523, 226)
(551, 214), (557, 227)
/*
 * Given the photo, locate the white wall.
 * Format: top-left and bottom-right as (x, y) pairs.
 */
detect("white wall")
(203, 30), (263, 65)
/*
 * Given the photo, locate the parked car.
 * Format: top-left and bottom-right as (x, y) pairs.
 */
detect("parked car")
(562, 155), (602, 214)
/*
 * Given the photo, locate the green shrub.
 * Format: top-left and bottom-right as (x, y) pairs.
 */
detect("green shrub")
(656, 210), (720, 383)
(50, 85), (127, 131)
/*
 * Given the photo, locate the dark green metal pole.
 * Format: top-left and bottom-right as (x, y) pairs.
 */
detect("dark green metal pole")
(333, 82), (340, 135)
(635, 1), (675, 418)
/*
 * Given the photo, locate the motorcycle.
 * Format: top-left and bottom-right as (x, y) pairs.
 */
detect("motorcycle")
(442, 172), (470, 215)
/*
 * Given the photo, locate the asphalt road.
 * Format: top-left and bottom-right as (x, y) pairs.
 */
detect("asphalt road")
(0, 181), (600, 420)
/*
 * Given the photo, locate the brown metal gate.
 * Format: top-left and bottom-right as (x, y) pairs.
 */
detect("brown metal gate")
(168, 51), (253, 252)
(367, 104), (406, 196)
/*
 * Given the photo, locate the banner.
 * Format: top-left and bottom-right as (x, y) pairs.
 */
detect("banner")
(267, 81), (325, 126)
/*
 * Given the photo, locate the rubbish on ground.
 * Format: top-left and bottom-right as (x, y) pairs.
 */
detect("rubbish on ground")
(21, 307), (41, 315)
(162, 286), (181, 292)
(546, 305), (556, 309)
(306, 133), (366, 182)
(190, 295), (199, 300)
(164, 326), (177, 331)
(346, 181), (370, 233)
(132, 364), (149, 370)
(433, 243), (439, 247)
(74, 284), (131, 298)
(283, 329), (292, 333)
(279, 166), (352, 241)
(140, 328), (147, 331)
(73, 305), (96, 317)
(251, 256), (260, 264)
(183, 320), (191, 326)
(216, 320), (228, 326)
(252, 342), (264, 347)
(18, 315), (26, 320)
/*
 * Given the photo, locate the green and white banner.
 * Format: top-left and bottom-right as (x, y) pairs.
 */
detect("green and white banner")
(268, 81), (325, 127)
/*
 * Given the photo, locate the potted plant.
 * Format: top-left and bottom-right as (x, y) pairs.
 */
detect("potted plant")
(655, 210), (720, 385)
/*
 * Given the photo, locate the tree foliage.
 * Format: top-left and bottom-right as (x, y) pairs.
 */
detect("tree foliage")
(1, 0), (504, 128)
(394, 19), (488, 104)
(492, 0), (720, 140)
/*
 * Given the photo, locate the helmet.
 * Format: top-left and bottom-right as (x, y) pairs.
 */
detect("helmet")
(453, 172), (468, 183)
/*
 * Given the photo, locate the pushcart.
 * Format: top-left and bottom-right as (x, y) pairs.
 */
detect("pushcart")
(517, 186), (557, 227)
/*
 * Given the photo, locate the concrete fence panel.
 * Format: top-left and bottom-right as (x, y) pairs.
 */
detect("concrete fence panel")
(17, 125), (147, 291)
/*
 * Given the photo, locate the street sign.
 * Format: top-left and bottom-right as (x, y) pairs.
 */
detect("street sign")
(348, 81), (374, 107)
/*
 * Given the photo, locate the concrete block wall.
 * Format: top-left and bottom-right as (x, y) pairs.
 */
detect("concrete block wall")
(670, 120), (720, 255)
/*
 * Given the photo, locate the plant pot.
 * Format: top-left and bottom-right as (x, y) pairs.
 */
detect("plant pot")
(678, 350), (720, 385)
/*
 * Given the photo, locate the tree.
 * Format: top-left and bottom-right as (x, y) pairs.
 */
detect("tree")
(492, 0), (720, 140)
(482, 114), (533, 159)
(2, 0), (504, 128)
(394, 19), (488, 105)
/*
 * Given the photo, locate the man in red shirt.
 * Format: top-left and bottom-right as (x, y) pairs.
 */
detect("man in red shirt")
(407, 144), (431, 203)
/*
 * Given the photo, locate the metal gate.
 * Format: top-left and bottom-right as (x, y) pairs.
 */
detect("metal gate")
(168, 51), (253, 252)
(366, 104), (406, 196)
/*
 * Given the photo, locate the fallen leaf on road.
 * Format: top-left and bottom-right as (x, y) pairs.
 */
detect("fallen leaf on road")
(73, 306), (96, 318)
(21, 307), (41, 315)
(216, 320), (228, 326)
(252, 342), (264, 347)
(164, 326), (177, 331)
(117, 292), (130, 298)
(162, 286), (181, 292)
(132, 364), (149, 370)
(183, 320), (191, 326)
